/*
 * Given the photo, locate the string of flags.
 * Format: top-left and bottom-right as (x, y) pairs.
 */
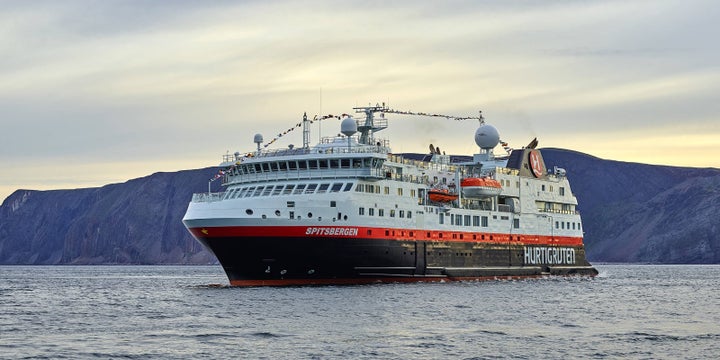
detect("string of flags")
(384, 108), (484, 122)
(260, 113), (351, 148)
(210, 169), (226, 182)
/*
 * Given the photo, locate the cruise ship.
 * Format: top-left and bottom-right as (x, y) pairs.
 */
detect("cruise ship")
(183, 104), (598, 286)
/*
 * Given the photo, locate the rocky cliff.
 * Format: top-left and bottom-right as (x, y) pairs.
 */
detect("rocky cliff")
(1, 150), (718, 264)
(0, 168), (220, 264)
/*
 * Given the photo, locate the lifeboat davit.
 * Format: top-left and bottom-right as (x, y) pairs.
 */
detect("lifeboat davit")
(461, 177), (502, 199)
(428, 189), (459, 203)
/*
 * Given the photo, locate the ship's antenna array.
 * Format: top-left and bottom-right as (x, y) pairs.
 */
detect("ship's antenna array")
(261, 103), (485, 149)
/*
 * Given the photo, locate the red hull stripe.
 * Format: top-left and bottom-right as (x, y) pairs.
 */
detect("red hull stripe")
(189, 226), (584, 246)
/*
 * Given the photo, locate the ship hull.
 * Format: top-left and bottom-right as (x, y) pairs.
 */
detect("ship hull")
(189, 228), (598, 286)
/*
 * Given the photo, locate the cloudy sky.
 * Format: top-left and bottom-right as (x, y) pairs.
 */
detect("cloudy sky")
(1, 0), (719, 201)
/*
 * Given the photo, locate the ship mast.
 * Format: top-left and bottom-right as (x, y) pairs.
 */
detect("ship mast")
(353, 104), (389, 145)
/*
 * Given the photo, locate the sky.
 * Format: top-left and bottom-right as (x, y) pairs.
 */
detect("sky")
(1, 0), (719, 201)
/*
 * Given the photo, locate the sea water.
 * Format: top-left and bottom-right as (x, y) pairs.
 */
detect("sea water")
(1, 265), (718, 359)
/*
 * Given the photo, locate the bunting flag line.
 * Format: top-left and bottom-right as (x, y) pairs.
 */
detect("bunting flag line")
(209, 169), (226, 182)
(261, 113), (351, 149)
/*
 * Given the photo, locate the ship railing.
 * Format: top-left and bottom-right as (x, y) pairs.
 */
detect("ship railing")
(191, 192), (225, 203)
(537, 208), (581, 215)
(222, 144), (391, 163)
(223, 168), (386, 185)
(495, 167), (520, 176)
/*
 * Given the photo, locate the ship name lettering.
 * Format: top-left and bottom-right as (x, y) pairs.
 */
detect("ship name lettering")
(305, 227), (359, 236)
(523, 247), (576, 265)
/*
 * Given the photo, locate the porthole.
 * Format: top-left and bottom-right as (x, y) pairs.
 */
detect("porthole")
(307, 212), (313, 218)
(275, 210), (281, 216)
(245, 209), (253, 215)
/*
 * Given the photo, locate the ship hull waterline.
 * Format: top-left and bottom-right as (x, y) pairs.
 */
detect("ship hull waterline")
(188, 228), (598, 287)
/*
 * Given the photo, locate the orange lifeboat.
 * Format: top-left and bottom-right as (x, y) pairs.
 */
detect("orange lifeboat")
(460, 177), (502, 199)
(428, 189), (459, 203)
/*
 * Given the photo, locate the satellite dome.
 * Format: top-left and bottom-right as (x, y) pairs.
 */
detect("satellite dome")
(341, 117), (358, 137)
(253, 133), (263, 144)
(474, 124), (500, 149)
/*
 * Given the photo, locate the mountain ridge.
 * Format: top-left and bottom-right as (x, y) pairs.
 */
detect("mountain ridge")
(1, 149), (718, 264)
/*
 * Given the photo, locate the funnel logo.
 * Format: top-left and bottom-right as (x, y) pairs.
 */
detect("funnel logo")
(529, 150), (544, 178)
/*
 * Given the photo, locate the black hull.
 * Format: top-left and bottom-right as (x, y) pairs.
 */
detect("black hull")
(196, 236), (598, 286)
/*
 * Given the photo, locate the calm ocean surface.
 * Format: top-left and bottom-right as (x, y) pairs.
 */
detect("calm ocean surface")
(1, 264), (718, 359)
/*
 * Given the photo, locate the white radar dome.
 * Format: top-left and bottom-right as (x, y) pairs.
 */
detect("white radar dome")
(474, 124), (500, 149)
(341, 117), (358, 137)
(253, 133), (263, 144)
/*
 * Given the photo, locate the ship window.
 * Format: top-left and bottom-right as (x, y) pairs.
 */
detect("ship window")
(556, 221), (559, 229)
(578, 223), (582, 230)
(542, 184), (546, 191)
(253, 187), (264, 196)
(501, 216), (509, 220)
(272, 186), (284, 196)
(397, 188), (403, 196)
(359, 207), (365, 215)
(407, 211), (412, 219)
(287, 201), (295, 207)
(341, 159), (350, 168)
(279, 161), (288, 171)
(481, 216), (488, 227)
(472, 216), (480, 227)
(561, 222), (565, 229)
(288, 161), (297, 170)
(330, 201), (336, 207)
(390, 210), (396, 217)
(567, 222), (571, 229)
(356, 184), (364, 192)
(399, 210), (404, 218)
(242, 187), (254, 197)
(262, 186), (273, 196)
(572, 222), (576, 230)
(293, 184), (306, 194)
(262, 163), (271, 172)
(559, 187), (565, 196)
(309, 159), (319, 170)
(254, 164), (262, 173)
(384, 187), (390, 195)
(513, 219), (520, 229)
(375, 186), (380, 194)
(411, 189), (416, 198)
(283, 185), (295, 195)
(464, 215), (471, 226)
(305, 184), (317, 194)
(369, 208), (375, 216)
(450, 214), (454, 224)
(550, 185), (554, 192)
(329, 159), (339, 168)
(318, 183), (329, 193)
(289, 211), (294, 219)
(379, 209), (384, 217)
(343, 183), (353, 191)
(298, 160), (308, 170)
(439, 213), (444, 224)
(455, 216), (462, 226)
(331, 183), (343, 192)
